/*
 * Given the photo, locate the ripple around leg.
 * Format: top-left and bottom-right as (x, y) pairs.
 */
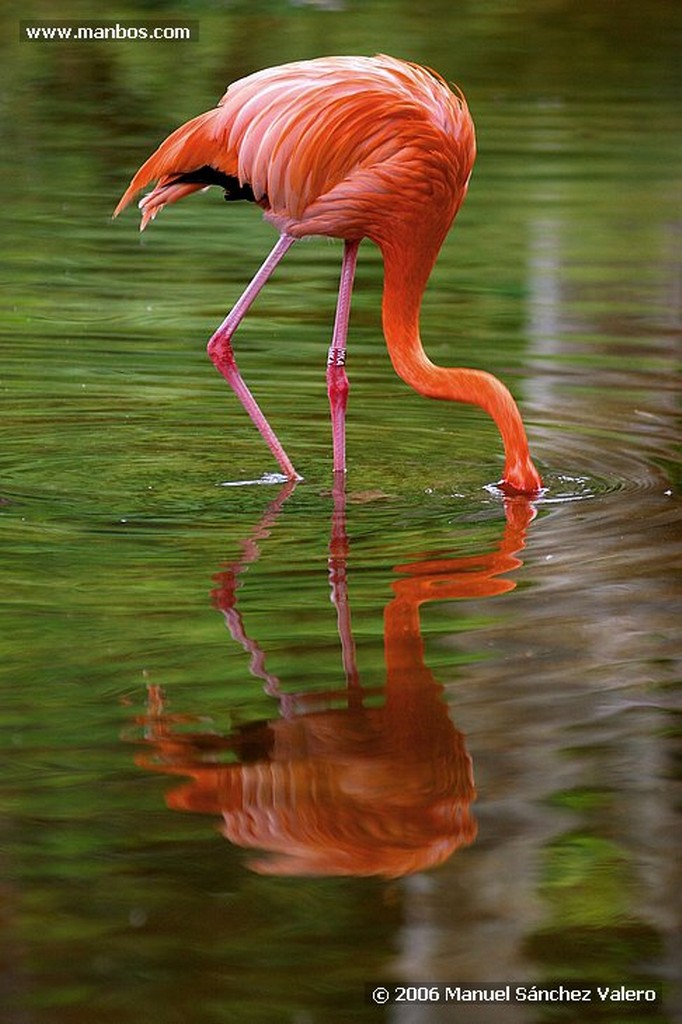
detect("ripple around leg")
(219, 472), (301, 488)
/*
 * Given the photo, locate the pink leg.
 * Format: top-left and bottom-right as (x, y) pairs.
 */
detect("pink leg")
(326, 240), (360, 474)
(207, 233), (301, 481)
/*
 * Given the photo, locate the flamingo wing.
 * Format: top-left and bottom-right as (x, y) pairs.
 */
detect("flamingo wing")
(114, 55), (474, 239)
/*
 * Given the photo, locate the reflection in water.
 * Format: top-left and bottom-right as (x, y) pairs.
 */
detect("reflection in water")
(135, 484), (536, 878)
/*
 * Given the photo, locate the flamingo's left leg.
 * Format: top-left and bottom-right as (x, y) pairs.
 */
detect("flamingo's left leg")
(207, 233), (301, 480)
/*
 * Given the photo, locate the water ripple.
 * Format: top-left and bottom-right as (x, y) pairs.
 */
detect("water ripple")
(529, 421), (677, 507)
(219, 473), (295, 488)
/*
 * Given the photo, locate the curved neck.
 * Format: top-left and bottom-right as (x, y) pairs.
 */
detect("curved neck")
(379, 240), (542, 494)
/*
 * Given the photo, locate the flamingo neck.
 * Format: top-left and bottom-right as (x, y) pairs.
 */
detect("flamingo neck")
(379, 241), (542, 494)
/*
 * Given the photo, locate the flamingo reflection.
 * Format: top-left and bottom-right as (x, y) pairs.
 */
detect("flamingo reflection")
(136, 485), (535, 877)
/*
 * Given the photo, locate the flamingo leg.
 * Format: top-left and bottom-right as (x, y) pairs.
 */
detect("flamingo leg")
(326, 240), (360, 474)
(207, 233), (301, 480)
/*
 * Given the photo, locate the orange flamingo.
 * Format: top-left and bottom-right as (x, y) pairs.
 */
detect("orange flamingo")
(115, 54), (542, 494)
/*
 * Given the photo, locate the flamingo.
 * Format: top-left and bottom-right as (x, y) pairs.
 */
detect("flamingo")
(115, 54), (542, 494)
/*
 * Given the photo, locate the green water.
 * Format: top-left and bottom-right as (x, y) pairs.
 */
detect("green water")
(1, 2), (680, 1022)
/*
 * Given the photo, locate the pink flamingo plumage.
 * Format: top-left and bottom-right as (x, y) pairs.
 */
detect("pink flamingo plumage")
(115, 54), (542, 493)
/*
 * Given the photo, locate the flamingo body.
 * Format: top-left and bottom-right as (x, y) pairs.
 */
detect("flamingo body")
(116, 55), (542, 493)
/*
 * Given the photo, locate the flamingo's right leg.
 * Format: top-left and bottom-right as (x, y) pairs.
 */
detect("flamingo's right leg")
(326, 240), (360, 475)
(207, 233), (301, 480)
